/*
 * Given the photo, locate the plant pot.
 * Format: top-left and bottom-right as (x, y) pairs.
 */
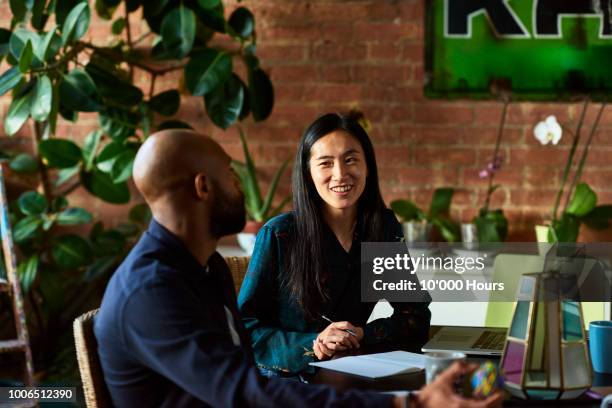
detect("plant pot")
(402, 221), (432, 242)
(461, 223), (478, 249)
(237, 221), (264, 255)
(535, 224), (552, 255)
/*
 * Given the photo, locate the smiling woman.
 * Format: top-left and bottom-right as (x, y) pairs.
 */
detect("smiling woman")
(237, 112), (432, 378)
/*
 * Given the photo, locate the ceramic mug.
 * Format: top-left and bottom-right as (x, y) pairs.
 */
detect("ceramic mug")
(424, 351), (466, 384)
(590, 321), (612, 373)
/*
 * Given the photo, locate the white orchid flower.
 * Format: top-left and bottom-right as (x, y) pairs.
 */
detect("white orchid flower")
(534, 115), (562, 145)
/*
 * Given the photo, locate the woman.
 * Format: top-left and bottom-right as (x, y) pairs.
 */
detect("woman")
(238, 112), (431, 377)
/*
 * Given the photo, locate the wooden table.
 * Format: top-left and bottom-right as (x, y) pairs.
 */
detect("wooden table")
(310, 336), (612, 407)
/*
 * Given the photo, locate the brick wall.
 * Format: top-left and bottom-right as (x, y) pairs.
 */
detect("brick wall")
(2, 0), (612, 241)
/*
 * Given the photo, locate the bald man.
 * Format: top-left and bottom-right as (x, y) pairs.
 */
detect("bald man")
(94, 130), (501, 408)
(93, 130), (399, 407)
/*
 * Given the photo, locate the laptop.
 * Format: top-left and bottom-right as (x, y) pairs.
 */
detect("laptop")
(421, 326), (507, 356)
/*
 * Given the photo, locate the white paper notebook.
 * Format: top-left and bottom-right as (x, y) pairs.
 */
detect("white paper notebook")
(309, 350), (425, 379)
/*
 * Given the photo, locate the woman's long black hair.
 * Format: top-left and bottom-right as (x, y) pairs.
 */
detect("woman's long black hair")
(284, 112), (387, 320)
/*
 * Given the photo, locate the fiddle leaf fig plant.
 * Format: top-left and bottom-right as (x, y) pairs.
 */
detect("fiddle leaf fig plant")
(391, 187), (460, 242)
(0, 0), (274, 380)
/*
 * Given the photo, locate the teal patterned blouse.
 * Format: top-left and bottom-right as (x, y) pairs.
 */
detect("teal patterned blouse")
(237, 210), (431, 375)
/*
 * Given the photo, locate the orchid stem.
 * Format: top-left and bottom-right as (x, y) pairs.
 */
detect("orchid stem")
(552, 98), (589, 222)
(483, 100), (508, 212)
(562, 101), (607, 213)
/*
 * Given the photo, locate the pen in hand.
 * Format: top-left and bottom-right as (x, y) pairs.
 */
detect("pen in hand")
(321, 315), (357, 337)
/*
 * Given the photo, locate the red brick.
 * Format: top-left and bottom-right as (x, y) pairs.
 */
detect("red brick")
(375, 146), (411, 166)
(509, 148), (569, 166)
(271, 65), (319, 83)
(353, 22), (420, 42)
(413, 147), (476, 166)
(404, 126), (463, 145)
(401, 42), (424, 62)
(414, 105), (473, 125)
(257, 45), (305, 62)
(312, 43), (367, 62)
(320, 66), (352, 83)
(352, 65), (412, 84)
(368, 43), (401, 61)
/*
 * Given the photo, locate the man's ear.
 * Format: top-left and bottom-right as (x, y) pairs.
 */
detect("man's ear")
(194, 173), (209, 200)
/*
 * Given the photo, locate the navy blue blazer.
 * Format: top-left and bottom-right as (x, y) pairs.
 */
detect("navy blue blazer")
(94, 219), (393, 407)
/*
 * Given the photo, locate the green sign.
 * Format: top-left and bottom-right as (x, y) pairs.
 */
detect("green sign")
(425, 1), (612, 100)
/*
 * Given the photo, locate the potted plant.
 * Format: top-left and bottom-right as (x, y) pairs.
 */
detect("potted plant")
(533, 103), (612, 242)
(390, 187), (459, 242)
(232, 128), (290, 254)
(0, 0), (273, 380)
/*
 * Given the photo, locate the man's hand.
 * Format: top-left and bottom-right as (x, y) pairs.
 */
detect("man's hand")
(414, 361), (503, 408)
(313, 321), (363, 360)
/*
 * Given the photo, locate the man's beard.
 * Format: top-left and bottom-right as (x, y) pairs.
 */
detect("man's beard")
(210, 183), (246, 238)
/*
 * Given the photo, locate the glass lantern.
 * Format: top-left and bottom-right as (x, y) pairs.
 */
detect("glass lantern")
(501, 271), (591, 400)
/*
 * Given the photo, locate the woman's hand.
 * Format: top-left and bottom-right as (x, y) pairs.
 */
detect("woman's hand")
(313, 321), (364, 360)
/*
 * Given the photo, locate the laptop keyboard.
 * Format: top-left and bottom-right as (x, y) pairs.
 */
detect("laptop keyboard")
(472, 330), (506, 350)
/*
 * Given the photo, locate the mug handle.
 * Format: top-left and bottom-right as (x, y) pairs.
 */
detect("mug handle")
(601, 394), (612, 408)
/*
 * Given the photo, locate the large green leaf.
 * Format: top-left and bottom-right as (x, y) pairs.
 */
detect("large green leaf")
(0, 66), (23, 96)
(52, 234), (93, 269)
(56, 207), (93, 225)
(18, 255), (38, 293)
(18, 40), (34, 73)
(566, 182), (597, 218)
(235, 128), (262, 216)
(248, 66), (274, 122)
(110, 149), (136, 183)
(193, 2), (225, 33)
(37, 27), (62, 62)
(4, 88), (33, 136)
(81, 169), (130, 204)
(59, 69), (101, 112)
(82, 129), (103, 171)
(204, 73), (244, 129)
(390, 200), (424, 222)
(96, 141), (125, 172)
(30, 0), (50, 30)
(429, 187), (454, 218)
(31, 75), (53, 121)
(582, 205), (612, 230)
(9, 153), (38, 173)
(474, 217), (501, 243)
(111, 17), (126, 34)
(228, 7), (254, 39)
(13, 215), (42, 243)
(39, 139), (82, 168)
(86, 60), (143, 107)
(160, 5), (196, 59)
(474, 208), (508, 243)
(56, 165), (80, 186)
(149, 90), (180, 116)
(18, 191), (48, 215)
(55, 0), (82, 26)
(197, 0), (220, 10)
(260, 159), (289, 220)
(98, 107), (139, 141)
(185, 49), (232, 96)
(9, 29), (40, 65)
(0, 29), (11, 58)
(10, 0), (27, 22)
(551, 213), (580, 243)
(432, 217), (460, 242)
(61, 2), (90, 45)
